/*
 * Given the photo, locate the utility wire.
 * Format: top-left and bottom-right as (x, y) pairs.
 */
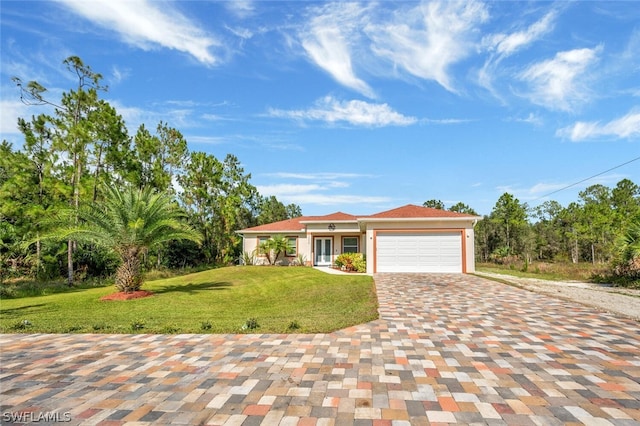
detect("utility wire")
(536, 155), (640, 200)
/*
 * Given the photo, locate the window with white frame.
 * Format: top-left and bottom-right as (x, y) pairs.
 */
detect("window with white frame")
(343, 237), (358, 253)
(286, 237), (297, 256)
(257, 237), (269, 255)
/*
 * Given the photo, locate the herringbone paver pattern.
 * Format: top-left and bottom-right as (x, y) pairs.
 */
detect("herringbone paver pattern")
(1, 274), (639, 425)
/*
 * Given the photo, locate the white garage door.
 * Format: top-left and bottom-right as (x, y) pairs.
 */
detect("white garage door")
(376, 232), (462, 273)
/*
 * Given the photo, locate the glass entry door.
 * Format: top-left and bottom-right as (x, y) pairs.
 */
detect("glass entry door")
(314, 238), (332, 266)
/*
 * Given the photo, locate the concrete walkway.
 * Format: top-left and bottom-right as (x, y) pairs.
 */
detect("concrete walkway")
(313, 266), (368, 275)
(1, 274), (639, 425)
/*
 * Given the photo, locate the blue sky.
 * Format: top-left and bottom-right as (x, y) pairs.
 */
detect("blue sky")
(1, 1), (639, 216)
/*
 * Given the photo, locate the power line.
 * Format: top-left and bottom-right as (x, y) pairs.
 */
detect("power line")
(536, 155), (640, 200)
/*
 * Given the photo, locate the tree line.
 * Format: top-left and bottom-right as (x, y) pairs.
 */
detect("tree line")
(0, 56), (300, 284)
(2, 57), (638, 286)
(424, 178), (640, 284)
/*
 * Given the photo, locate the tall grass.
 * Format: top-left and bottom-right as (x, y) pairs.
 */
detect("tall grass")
(476, 261), (609, 282)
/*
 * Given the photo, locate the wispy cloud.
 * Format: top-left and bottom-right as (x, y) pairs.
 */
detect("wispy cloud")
(225, 0), (255, 19)
(258, 170), (388, 207)
(0, 99), (29, 135)
(56, 0), (221, 65)
(186, 135), (227, 145)
(300, 3), (374, 98)
(479, 10), (557, 96)
(509, 112), (543, 126)
(108, 100), (200, 134)
(366, 0), (488, 93)
(518, 46), (602, 111)
(421, 118), (473, 125)
(556, 109), (640, 141)
(498, 173), (626, 202)
(268, 96), (417, 127)
(484, 10), (556, 58)
(257, 183), (390, 206)
(266, 172), (374, 180)
(109, 66), (129, 85)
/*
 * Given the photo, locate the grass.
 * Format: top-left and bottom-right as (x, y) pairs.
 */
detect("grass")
(476, 261), (608, 282)
(0, 266), (378, 334)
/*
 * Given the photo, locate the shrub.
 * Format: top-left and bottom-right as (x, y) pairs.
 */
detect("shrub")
(130, 319), (145, 331)
(242, 317), (259, 331)
(161, 324), (180, 334)
(92, 323), (108, 331)
(241, 252), (255, 266)
(11, 319), (32, 331)
(334, 253), (366, 273)
(287, 320), (301, 330)
(292, 254), (307, 266)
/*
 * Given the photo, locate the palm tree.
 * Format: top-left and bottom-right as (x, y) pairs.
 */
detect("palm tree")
(257, 235), (289, 265)
(614, 214), (640, 280)
(51, 185), (202, 292)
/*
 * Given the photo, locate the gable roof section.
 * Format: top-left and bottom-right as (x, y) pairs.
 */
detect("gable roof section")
(362, 204), (476, 219)
(300, 212), (357, 223)
(238, 205), (479, 233)
(239, 212), (357, 233)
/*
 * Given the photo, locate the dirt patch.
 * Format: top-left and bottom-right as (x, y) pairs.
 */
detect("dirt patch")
(100, 290), (154, 301)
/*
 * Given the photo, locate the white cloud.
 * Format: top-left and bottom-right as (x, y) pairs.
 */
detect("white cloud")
(498, 173), (626, 202)
(421, 118), (473, 125)
(519, 46), (602, 111)
(268, 96), (417, 127)
(556, 110), (640, 141)
(528, 182), (567, 195)
(366, 0), (488, 93)
(225, 0), (255, 19)
(109, 100), (200, 134)
(280, 194), (391, 206)
(485, 10), (556, 58)
(257, 183), (323, 195)
(57, 0), (221, 65)
(510, 112), (543, 126)
(258, 170), (389, 206)
(300, 3), (374, 98)
(267, 172), (373, 180)
(0, 93), (60, 140)
(257, 182), (390, 206)
(479, 10), (556, 96)
(226, 26), (254, 40)
(0, 99), (29, 136)
(186, 135), (226, 145)
(109, 66), (129, 85)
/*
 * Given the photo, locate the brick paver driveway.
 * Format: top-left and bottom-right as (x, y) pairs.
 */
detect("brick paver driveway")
(1, 274), (639, 425)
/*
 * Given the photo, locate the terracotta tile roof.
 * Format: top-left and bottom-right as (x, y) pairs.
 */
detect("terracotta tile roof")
(300, 212), (358, 222)
(362, 204), (476, 219)
(239, 212), (357, 232)
(238, 206), (476, 233)
(238, 217), (306, 233)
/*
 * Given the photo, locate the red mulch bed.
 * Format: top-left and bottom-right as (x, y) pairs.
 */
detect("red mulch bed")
(100, 290), (154, 301)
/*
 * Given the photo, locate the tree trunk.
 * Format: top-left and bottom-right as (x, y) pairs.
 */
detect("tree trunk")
(67, 240), (73, 286)
(36, 237), (41, 277)
(92, 144), (103, 202)
(115, 253), (143, 293)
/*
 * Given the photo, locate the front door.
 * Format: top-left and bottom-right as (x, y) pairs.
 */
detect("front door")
(314, 238), (332, 266)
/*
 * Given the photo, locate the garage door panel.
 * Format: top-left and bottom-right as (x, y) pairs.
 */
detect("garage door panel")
(376, 232), (462, 273)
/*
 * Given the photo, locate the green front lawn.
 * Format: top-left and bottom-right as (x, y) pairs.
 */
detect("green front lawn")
(0, 266), (378, 334)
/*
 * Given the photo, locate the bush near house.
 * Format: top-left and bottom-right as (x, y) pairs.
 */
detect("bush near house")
(335, 253), (366, 273)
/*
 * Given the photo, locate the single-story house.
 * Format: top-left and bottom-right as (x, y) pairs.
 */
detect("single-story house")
(237, 204), (481, 274)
